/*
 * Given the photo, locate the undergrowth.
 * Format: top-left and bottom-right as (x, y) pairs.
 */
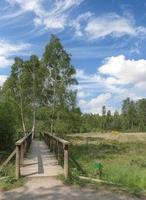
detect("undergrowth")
(0, 163), (26, 190)
(65, 137), (146, 197)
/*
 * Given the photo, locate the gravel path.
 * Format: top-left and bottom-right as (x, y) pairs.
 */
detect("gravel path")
(0, 177), (142, 200)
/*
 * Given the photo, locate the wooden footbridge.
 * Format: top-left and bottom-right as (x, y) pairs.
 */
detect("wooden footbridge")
(1, 133), (69, 180)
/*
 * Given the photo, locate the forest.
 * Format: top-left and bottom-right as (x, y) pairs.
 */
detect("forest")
(0, 35), (146, 152)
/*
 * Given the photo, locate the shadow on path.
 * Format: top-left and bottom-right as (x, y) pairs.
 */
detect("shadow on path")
(1, 177), (140, 200)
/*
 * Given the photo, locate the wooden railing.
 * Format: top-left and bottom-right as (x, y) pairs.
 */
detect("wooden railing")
(42, 132), (70, 179)
(0, 149), (16, 169)
(0, 132), (32, 179)
(15, 132), (32, 179)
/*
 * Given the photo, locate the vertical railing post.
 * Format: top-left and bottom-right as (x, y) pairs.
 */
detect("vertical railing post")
(24, 140), (27, 154)
(16, 145), (21, 180)
(43, 133), (69, 179)
(48, 135), (51, 149)
(20, 143), (24, 165)
(64, 144), (69, 179)
(50, 136), (52, 152)
(15, 132), (32, 180)
(53, 138), (55, 154)
(57, 141), (59, 162)
(55, 139), (57, 156)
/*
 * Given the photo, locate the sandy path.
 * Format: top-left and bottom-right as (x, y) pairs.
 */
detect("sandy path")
(0, 177), (141, 200)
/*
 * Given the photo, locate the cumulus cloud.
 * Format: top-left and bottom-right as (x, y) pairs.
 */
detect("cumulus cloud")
(78, 93), (112, 114)
(0, 39), (30, 68)
(99, 55), (146, 85)
(75, 55), (146, 113)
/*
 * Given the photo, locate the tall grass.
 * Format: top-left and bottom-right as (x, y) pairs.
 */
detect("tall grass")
(0, 163), (26, 190)
(68, 137), (146, 195)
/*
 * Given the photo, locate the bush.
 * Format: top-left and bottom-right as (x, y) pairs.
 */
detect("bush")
(0, 101), (16, 150)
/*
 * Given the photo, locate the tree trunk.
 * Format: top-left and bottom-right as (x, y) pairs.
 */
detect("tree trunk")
(31, 69), (36, 139)
(18, 77), (26, 134)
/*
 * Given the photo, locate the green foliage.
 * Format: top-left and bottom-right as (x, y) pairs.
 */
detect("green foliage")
(0, 100), (16, 150)
(68, 136), (146, 195)
(79, 97), (146, 133)
(136, 99), (146, 131)
(1, 35), (80, 138)
(0, 164), (26, 190)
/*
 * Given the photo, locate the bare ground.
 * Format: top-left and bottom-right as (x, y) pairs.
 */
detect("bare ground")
(0, 177), (143, 200)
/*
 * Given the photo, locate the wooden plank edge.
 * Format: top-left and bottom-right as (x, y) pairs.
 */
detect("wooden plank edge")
(0, 149), (16, 170)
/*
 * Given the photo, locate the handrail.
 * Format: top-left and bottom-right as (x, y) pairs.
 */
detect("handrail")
(44, 132), (70, 145)
(0, 149), (16, 170)
(42, 132), (69, 179)
(15, 132), (32, 145)
(0, 132), (32, 179)
(15, 132), (32, 179)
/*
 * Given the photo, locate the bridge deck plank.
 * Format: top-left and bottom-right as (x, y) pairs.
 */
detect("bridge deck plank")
(21, 139), (63, 177)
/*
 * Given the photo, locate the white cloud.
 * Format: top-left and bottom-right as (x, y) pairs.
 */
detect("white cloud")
(99, 55), (146, 85)
(84, 13), (136, 39)
(77, 90), (87, 98)
(43, 17), (66, 29)
(0, 75), (8, 86)
(0, 39), (30, 56)
(36, 0), (84, 30)
(75, 54), (146, 113)
(7, 0), (84, 30)
(5, 1), (146, 39)
(72, 12), (146, 40)
(78, 93), (112, 114)
(71, 12), (93, 37)
(76, 69), (102, 84)
(0, 56), (13, 68)
(6, 0), (43, 16)
(0, 39), (30, 68)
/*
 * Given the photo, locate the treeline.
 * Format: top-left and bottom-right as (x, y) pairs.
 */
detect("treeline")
(80, 98), (146, 133)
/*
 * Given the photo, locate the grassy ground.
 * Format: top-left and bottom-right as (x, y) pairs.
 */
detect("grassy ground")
(66, 132), (146, 196)
(0, 163), (26, 190)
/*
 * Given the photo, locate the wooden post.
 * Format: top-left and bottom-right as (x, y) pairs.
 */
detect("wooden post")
(55, 140), (57, 156)
(50, 136), (52, 152)
(24, 140), (27, 154)
(16, 145), (20, 180)
(57, 141), (59, 162)
(20, 143), (24, 165)
(64, 144), (68, 179)
(48, 135), (51, 149)
(47, 135), (50, 148)
(52, 138), (55, 154)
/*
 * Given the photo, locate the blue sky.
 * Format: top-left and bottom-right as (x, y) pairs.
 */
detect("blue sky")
(1, 0), (146, 114)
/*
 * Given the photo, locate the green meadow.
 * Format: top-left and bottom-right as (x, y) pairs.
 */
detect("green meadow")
(67, 132), (146, 196)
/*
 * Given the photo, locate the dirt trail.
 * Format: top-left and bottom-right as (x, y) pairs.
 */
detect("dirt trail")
(0, 177), (142, 200)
